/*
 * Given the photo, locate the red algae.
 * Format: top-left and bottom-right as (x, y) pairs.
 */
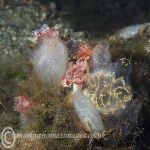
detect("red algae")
(33, 24), (59, 39)
(61, 44), (92, 88)
(14, 95), (32, 113)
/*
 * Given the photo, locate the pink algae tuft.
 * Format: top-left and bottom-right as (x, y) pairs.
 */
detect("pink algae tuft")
(14, 96), (32, 113)
(33, 24), (59, 39)
(62, 58), (89, 87)
(77, 44), (92, 59)
(61, 44), (92, 88)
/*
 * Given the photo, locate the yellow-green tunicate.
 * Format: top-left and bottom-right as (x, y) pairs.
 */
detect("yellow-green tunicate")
(83, 71), (132, 114)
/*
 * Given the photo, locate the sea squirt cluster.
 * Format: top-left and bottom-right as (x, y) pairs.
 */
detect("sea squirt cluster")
(85, 41), (133, 115)
(69, 41), (141, 139)
(81, 41), (141, 141)
(30, 24), (141, 144)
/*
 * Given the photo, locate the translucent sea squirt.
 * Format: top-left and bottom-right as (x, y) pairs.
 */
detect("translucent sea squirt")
(90, 41), (111, 72)
(83, 71), (132, 114)
(31, 24), (68, 85)
(73, 85), (104, 132)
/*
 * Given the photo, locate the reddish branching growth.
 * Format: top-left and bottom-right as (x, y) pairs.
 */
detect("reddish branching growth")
(14, 96), (32, 113)
(62, 44), (92, 88)
(62, 58), (89, 87)
(77, 44), (92, 59)
(33, 24), (59, 39)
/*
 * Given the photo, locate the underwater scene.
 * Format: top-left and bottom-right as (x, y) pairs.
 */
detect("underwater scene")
(0, 0), (150, 150)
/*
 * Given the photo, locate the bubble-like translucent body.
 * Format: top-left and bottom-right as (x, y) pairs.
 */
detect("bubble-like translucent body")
(31, 25), (68, 85)
(116, 23), (150, 39)
(19, 113), (35, 128)
(73, 90), (104, 132)
(91, 41), (111, 72)
(83, 71), (132, 114)
(109, 58), (132, 84)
